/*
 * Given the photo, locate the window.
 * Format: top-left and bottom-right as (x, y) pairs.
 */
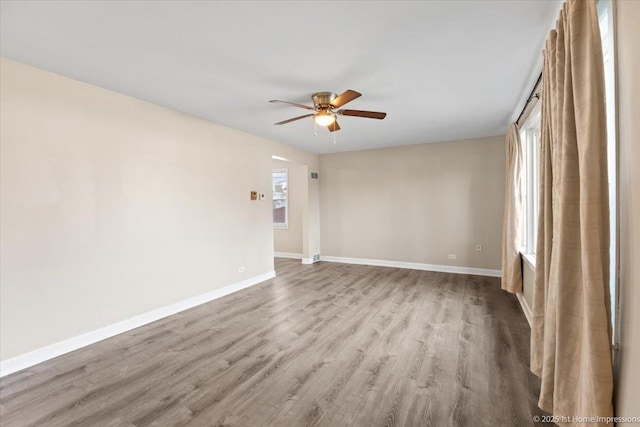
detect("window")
(520, 103), (541, 259)
(272, 168), (288, 228)
(597, 0), (618, 345)
(519, 0), (618, 343)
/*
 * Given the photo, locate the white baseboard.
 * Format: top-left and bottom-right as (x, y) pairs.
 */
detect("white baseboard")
(0, 271), (276, 378)
(274, 252), (303, 260)
(515, 292), (532, 327)
(301, 258), (314, 264)
(319, 256), (502, 278)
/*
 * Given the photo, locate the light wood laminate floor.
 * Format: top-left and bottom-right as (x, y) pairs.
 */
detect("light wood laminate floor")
(0, 259), (545, 426)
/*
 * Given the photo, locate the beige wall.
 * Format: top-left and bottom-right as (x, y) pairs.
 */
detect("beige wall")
(319, 136), (505, 270)
(273, 159), (305, 255)
(614, 0), (640, 417)
(0, 58), (319, 361)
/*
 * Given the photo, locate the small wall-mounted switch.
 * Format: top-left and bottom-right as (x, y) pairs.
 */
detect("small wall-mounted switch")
(250, 191), (257, 200)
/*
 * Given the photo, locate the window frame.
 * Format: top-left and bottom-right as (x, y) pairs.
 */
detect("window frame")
(519, 102), (541, 264)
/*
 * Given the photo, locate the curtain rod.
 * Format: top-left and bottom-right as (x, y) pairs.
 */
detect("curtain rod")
(515, 72), (543, 126)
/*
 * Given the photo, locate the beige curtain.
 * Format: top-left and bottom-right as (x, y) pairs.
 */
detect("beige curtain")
(530, 1), (613, 425)
(501, 123), (523, 293)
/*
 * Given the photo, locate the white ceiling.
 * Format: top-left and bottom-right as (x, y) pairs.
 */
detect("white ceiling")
(0, 1), (562, 154)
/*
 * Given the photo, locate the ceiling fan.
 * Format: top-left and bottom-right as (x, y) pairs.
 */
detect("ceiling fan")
(269, 90), (386, 132)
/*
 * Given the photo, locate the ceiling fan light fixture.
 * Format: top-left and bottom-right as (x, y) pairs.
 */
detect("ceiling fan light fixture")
(314, 111), (336, 127)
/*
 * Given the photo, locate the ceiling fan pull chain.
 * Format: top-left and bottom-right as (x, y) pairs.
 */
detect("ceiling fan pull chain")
(333, 130), (336, 144)
(314, 121), (318, 136)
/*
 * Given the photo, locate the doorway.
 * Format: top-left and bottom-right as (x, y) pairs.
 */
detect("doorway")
(272, 156), (306, 262)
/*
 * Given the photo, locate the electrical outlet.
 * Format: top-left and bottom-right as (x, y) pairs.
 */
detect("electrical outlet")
(238, 266), (245, 273)
(448, 254), (457, 260)
(475, 244), (483, 252)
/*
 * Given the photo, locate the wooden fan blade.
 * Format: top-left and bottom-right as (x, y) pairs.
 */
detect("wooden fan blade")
(274, 113), (314, 125)
(339, 109), (387, 120)
(330, 90), (362, 108)
(269, 100), (315, 111)
(328, 120), (340, 132)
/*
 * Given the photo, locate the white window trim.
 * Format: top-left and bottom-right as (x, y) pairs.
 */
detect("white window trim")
(519, 102), (541, 264)
(522, 252), (536, 270)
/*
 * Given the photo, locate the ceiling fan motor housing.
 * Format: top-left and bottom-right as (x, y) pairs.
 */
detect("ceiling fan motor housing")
(312, 92), (337, 110)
